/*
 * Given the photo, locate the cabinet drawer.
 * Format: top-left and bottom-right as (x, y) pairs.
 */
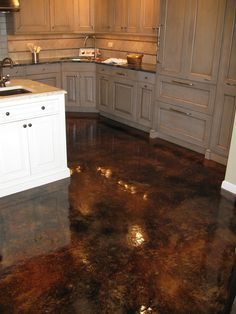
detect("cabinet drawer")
(96, 64), (113, 75)
(3, 65), (26, 78)
(112, 68), (137, 81)
(0, 99), (59, 124)
(26, 63), (61, 75)
(156, 76), (216, 114)
(155, 102), (211, 148)
(138, 71), (155, 84)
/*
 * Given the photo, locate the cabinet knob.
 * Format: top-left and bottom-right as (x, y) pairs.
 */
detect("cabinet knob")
(23, 124), (27, 128)
(41, 106), (45, 110)
(5, 112), (10, 116)
(144, 85), (147, 88)
(28, 123), (32, 127)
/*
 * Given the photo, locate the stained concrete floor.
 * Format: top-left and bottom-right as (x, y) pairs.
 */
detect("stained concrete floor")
(0, 116), (235, 313)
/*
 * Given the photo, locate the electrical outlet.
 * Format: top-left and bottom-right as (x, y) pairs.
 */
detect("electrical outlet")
(108, 42), (114, 48)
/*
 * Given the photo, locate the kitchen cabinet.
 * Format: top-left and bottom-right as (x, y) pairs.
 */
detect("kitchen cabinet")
(209, 0), (236, 165)
(97, 74), (111, 113)
(0, 91), (70, 197)
(158, 0), (226, 84)
(25, 63), (62, 88)
(14, 0), (73, 33)
(74, 0), (94, 32)
(140, 0), (160, 35)
(112, 0), (139, 33)
(62, 63), (97, 112)
(3, 65), (26, 79)
(95, 0), (112, 32)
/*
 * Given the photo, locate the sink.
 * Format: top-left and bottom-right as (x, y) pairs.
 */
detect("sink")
(0, 87), (32, 97)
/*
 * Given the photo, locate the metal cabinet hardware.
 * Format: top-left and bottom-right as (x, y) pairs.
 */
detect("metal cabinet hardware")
(116, 72), (126, 76)
(5, 112), (10, 116)
(170, 108), (192, 116)
(172, 80), (194, 86)
(28, 123), (32, 127)
(226, 82), (236, 86)
(23, 124), (27, 128)
(41, 106), (45, 110)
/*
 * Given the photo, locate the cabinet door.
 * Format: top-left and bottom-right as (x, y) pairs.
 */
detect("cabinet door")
(185, 0), (226, 83)
(125, 0), (140, 33)
(140, 0), (160, 34)
(158, 0), (189, 77)
(74, 0), (94, 32)
(50, 0), (73, 32)
(27, 73), (61, 88)
(112, 0), (126, 32)
(112, 78), (137, 121)
(62, 72), (80, 108)
(14, 0), (50, 33)
(80, 72), (96, 108)
(27, 115), (63, 175)
(0, 121), (30, 185)
(95, 0), (111, 32)
(97, 74), (111, 112)
(137, 83), (154, 128)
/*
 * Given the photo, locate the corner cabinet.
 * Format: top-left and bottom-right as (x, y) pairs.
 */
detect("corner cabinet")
(0, 92), (70, 197)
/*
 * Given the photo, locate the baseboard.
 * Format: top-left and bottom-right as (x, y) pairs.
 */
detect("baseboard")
(221, 180), (236, 202)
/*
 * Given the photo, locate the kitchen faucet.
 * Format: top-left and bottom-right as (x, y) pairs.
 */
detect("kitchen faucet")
(83, 35), (97, 59)
(0, 57), (14, 87)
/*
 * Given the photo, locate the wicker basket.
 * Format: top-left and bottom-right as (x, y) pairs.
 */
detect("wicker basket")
(127, 54), (143, 65)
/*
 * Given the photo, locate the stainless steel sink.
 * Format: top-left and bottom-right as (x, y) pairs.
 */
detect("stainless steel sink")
(0, 87), (32, 97)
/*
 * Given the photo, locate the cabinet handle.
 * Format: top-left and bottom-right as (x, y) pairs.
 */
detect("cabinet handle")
(172, 80), (194, 87)
(41, 106), (45, 110)
(116, 72), (126, 76)
(145, 76), (148, 79)
(157, 25), (161, 48)
(170, 108), (192, 116)
(5, 112), (10, 116)
(121, 27), (123, 30)
(144, 85), (147, 88)
(226, 82), (236, 86)
(28, 123), (32, 127)
(23, 124), (27, 128)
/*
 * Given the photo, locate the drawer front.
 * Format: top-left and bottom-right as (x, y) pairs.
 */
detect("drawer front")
(3, 66), (26, 78)
(96, 64), (113, 75)
(157, 76), (216, 114)
(0, 99), (59, 124)
(112, 68), (137, 81)
(138, 72), (155, 84)
(26, 63), (61, 75)
(155, 102), (211, 148)
(62, 63), (96, 72)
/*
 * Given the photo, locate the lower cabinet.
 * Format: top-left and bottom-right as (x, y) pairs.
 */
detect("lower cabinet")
(62, 63), (97, 112)
(0, 93), (70, 197)
(97, 73), (111, 113)
(137, 82), (154, 128)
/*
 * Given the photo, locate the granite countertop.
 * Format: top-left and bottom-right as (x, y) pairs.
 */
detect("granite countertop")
(13, 58), (157, 74)
(0, 79), (66, 101)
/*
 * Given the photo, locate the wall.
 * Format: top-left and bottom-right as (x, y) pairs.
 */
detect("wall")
(222, 113), (236, 196)
(0, 13), (8, 58)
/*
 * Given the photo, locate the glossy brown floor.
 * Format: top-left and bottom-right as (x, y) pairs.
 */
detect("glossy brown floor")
(0, 116), (235, 314)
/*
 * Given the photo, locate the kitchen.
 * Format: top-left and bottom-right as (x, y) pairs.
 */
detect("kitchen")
(0, 0), (236, 313)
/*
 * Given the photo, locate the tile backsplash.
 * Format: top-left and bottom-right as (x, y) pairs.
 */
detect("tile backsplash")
(0, 13), (8, 59)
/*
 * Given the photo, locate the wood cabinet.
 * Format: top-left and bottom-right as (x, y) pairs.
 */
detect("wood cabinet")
(25, 63), (61, 88)
(74, 0), (94, 32)
(158, 0), (226, 84)
(95, 0), (112, 32)
(209, 0), (236, 165)
(140, 0), (160, 35)
(62, 63), (97, 112)
(14, 0), (73, 33)
(112, 0), (139, 33)
(0, 92), (70, 197)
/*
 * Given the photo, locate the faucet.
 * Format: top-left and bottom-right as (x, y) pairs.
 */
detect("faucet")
(0, 58), (14, 87)
(83, 35), (97, 59)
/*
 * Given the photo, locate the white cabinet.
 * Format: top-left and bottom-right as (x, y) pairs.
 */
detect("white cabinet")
(26, 63), (62, 88)
(0, 90), (70, 197)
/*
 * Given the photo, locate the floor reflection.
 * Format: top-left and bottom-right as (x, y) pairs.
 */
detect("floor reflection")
(0, 116), (235, 314)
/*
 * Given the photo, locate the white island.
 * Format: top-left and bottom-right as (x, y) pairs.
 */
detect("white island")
(0, 79), (70, 198)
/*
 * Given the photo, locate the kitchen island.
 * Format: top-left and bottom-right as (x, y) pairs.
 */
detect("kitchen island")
(0, 79), (70, 198)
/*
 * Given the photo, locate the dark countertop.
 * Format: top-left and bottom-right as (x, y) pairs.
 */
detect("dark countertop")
(13, 58), (157, 74)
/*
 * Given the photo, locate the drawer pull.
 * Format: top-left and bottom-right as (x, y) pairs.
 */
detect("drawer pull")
(28, 123), (32, 127)
(5, 112), (10, 116)
(23, 124), (27, 128)
(226, 82), (236, 86)
(170, 108), (191, 116)
(144, 85), (147, 88)
(41, 106), (45, 110)
(145, 76), (148, 79)
(172, 80), (194, 87)
(116, 72), (126, 76)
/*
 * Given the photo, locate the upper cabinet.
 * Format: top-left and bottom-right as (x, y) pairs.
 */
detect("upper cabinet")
(111, 0), (140, 33)
(74, 0), (94, 32)
(15, 0), (74, 33)
(158, 0), (226, 83)
(14, 0), (50, 33)
(140, 0), (160, 35)
(95, 0), (112, 32)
